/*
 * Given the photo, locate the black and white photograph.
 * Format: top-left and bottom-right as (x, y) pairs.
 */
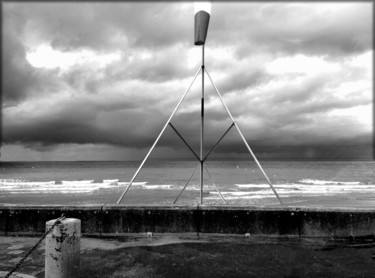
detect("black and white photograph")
(0, 1), (374, 277)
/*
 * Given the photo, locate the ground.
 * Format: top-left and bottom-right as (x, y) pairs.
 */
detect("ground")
(1, 234), (375, 278)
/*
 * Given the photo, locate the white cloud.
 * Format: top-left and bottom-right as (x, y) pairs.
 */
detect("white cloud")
(26, 44), (121, 71)
(348, 51), (373, 69)
(329, 104), (372, 130)
(266, 54), (341, 75)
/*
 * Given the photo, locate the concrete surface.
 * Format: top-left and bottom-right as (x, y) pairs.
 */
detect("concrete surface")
(0, 271), (35, 278)
(1, 234), (375, 277)
(45, 218), (80, 278)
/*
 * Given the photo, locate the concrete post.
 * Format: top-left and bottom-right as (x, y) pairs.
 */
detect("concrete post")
(45, 218), (80, 278)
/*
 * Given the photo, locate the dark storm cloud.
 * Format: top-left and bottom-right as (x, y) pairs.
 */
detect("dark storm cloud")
(3, 95), (164, 148)
(2, 11), (43, 104)
(223, 140), (373, 161)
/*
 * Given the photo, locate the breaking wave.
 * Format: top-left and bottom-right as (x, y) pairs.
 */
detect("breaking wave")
(1, 179), (374, 198)
(0, 179), (147, 194)
(299, 179), (362, 185)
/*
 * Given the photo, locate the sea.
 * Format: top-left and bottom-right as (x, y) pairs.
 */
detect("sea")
(1, 160), (375, 208)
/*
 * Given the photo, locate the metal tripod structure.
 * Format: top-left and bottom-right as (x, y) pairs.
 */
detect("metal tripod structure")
(117, 45), (283, 206)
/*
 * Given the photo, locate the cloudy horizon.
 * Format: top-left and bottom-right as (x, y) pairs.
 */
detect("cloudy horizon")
(1, 2), (373, 161)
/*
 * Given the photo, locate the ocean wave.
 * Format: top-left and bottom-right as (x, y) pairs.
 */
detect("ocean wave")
(1, 178), (374, 196)
(185, 184), (222, 191)
(0, 180), (56, 187)
(236, 182), (373, 190)
(299, 179), (361, 185)
(206, 192), (274, 200)
(236, 184), (270, 188)
(61, 180), (95, 185)
(117, 181), (148, 187)
(142, 184), (174, 190)
(225, 182), (375, 198)
(0, 179), (140, 194)
(103, 179), (119, 184)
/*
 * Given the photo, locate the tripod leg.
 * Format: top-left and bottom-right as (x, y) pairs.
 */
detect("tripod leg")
(204, 165), (227, 204)
(232, 123), (283, 206)
(116, 67), (202, 204)
(204, 68), (284, 207)
(173, 164), (200, 204)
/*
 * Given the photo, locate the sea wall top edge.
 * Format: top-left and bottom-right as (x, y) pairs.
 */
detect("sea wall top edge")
(0, 204), (375, 213)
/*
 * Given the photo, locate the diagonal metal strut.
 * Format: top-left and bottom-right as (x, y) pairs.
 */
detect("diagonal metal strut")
(204, 68), (284, 206)
(169, 123), (200, 162)
(203, 123), (234, 162)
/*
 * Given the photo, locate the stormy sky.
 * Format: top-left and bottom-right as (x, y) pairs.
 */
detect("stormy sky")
(1, 2), (373, 161)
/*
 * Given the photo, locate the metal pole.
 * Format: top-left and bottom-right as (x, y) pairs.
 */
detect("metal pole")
(205, 69), (284, 207)
(116, 67), (202, 204)
(173, 164), (200, 204)
(200, 45), (205, 205)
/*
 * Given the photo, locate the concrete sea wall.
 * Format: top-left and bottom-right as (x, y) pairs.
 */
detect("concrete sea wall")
(1, 205), (375, 238)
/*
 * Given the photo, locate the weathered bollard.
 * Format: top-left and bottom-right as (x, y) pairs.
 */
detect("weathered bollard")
(45, 218), (81, 278)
